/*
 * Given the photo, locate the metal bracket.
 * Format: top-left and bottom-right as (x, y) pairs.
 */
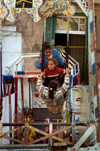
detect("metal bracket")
(75, 0), (89, 16)
(71, 125), (95, 151)
(67, 143), (100, 151)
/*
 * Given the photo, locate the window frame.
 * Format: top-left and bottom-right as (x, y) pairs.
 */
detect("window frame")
(55, 15), (86, 35)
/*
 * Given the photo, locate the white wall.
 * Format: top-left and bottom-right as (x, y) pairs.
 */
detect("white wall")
(1, 26), (22, 144)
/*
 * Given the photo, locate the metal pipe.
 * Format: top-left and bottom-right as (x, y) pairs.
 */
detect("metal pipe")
(14, 78), (18, 138)
(0, 21), (2, 121)
(0, 144), (48, 149)
(14, 75), (39, 79)
(8, 84), (12, 143)
(41, 32), (44, 72)
(3, 53), (40, 75)
(2, 122), (87, 126)
(26, 71), (41, 74)
(8, 85), (12, 125)
(84, 17), (88, 83)
(2, 56), (19, 75)
(29, 79), (31, 108)
(66, 16), (69, 68)
(21, 79), (24, 122)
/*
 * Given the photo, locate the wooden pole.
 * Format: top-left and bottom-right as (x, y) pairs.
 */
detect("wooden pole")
(66, 17), (69, 68)
(0, 123), (2, 144)
(27, 124), (75, 145)
(49, 122), (53, 150)
(14, 78), (18, 139)
(8, 85), (12, 127)
(0, 20), (2, 121)
(41, 32), (44, 72)
(8, 84), (12, 143)
(21, 79), (24, 122)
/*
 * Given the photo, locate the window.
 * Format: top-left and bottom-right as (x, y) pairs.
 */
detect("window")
(56, 16), (86, 35)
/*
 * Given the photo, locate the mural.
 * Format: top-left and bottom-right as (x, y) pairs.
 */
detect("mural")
(33, 91), (47, 108)
(0, 0), (8, 20)
(39, 0), (76, 18)
(4, 0), (43, 22)
(1, 0), (76, 22)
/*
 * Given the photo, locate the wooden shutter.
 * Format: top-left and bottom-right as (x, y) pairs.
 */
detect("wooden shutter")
(46, 15), (56, 45)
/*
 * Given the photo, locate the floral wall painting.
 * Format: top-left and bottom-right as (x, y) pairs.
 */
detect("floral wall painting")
(4, 0), (43, 22)
(0, 0), (9, 20)
(1, 0), (76, 22)
(39, 0), (76, 18)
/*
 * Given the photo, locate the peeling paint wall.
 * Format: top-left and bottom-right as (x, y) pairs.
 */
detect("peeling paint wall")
(2, 26), (22, 144)
(16, 13), (44, 107)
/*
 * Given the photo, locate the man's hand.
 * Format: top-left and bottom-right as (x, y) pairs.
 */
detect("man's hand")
(40, 72), (44, 78)
(64, 60), (67, 65)
(64, 60), (69, 66)
(66, 67), (69, 75)
(39, 59), (42, 63)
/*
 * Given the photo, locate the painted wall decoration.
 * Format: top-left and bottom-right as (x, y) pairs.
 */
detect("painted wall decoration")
(33, 91), (47, 108)
(71, 89), (82, 111)
(39, 0), (76, 18)
(72, 113), (80, 123)
(4, 0), (43, 22)
(0, 0), (9, 20)
(71, 86), (89, 113)
(88, 0), (98, 121)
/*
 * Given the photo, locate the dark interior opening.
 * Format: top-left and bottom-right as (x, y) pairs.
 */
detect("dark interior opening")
(55, 33), (85, 82)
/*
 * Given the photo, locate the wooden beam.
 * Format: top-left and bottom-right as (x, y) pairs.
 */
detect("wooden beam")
(3, 135), (25, 144)
(0, 125), (26, 138)
(0, 123), (2, 144)
(49, 122), (53, 150)
(26, 125), (75, 145)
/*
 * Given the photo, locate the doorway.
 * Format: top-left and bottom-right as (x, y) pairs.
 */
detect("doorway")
(55, 33), (85, 82)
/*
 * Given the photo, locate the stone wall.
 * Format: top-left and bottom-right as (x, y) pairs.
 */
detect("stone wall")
(3, 12), (44, 106)
(16, 12), (44, 71)
(16, 12), (44, 106)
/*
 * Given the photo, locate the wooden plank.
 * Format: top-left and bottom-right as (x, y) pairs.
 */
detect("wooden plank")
(49, 122), (53, 150)
(26, 125), (75, 145)
(0, 20), (2, 121)
(0, 123), (2, 144)
(0, 125), (26, 138)
(3, 135), (25, 144)
(24, 127), (29, 143)
(31, 108), (62, 120)
(89, 0), (100, 142)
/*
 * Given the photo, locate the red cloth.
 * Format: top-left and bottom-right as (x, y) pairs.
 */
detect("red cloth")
(76, 73), (81, 85)
(44, 67), (65, 86)
(44, 67), (65, 77)
(73, 78), (75, 86)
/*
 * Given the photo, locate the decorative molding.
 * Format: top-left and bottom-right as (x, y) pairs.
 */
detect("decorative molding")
(4, 0), (43, 22)
(0, 0), (9, 21)
(39, 0), (76, 18)
(75, 0), (89, 16)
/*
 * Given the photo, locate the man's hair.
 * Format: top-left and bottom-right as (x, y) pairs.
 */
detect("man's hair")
(48, 80), (58, 99)
(47, 58), (57, 65)
(44, 42), (51, 50)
